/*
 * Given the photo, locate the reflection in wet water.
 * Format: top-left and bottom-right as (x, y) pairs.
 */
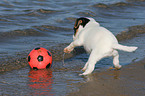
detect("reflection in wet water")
(28, 69), (54, 96)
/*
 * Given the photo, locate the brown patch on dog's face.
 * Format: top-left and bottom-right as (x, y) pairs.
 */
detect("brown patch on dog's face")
(73, 17), (90, 36)
(74, 28), (78, 35)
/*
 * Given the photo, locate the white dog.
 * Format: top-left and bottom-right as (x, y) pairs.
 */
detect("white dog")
(64, 17), (138, 75)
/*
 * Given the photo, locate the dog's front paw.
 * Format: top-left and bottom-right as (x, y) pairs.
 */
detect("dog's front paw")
(64, 47), (73, 53)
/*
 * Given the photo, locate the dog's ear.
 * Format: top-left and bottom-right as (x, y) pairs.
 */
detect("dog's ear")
(74, 17), (90, 36)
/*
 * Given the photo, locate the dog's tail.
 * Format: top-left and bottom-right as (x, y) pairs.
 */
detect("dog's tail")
(113, 44), (138, 52)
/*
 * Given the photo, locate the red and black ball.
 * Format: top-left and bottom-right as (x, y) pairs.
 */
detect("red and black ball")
(28, 47), (52, 70)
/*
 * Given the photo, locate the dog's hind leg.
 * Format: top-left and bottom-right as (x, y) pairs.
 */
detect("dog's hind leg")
(82, 62), (88, 71)
(112, 50), (122, 69)
(80, 51), (103, 75)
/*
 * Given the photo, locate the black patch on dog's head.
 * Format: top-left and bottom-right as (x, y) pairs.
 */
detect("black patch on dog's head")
(74, 17), (90, 36)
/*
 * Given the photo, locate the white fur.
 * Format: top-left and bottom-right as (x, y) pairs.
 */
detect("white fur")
(64, 18), (138, 75)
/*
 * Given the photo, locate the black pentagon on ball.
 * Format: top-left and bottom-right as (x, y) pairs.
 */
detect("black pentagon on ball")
(33, 67), (38, 70)
(47, 51), (51, 56)
(28, 55), (31, 62)
(46, 63), (51, 68)
(35, 47), (40, 50)
(37, 55), (43, 62)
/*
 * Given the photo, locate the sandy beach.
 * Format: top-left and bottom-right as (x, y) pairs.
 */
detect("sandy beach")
(68, 58), (145, 96)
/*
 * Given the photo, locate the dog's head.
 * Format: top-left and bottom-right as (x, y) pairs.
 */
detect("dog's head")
(73, 17), (90, 36)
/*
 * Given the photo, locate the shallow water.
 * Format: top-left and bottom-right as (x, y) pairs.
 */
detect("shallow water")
(0, 0), (145, 95)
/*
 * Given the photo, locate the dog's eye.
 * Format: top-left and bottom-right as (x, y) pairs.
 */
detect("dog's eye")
(78, 20), (82, 24)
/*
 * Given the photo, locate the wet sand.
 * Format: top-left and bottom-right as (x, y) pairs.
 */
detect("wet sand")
(68, 58), (145, 96)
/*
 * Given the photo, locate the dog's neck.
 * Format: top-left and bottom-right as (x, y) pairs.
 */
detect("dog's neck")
(85, 18), (100, 27)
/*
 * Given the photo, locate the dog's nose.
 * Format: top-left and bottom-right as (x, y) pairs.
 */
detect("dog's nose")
(74, 27), (78, 36)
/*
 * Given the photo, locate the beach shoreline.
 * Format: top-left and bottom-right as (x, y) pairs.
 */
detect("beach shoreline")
(68, 58), (145, 96)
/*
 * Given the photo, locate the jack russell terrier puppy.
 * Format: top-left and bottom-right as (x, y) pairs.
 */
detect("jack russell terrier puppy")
(64, 17), (138, 75)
